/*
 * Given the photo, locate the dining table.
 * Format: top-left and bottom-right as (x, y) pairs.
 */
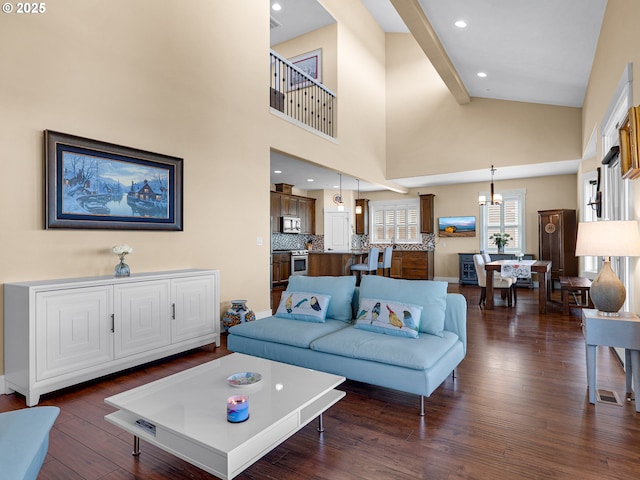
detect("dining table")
(484, 260), (552, 313)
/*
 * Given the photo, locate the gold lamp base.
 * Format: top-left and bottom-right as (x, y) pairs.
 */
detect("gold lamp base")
(590, 260), (626, 316)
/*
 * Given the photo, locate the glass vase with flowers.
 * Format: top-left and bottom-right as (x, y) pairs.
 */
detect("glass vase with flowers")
(112, 244), (133, 277)
(489, 233), (511, 254)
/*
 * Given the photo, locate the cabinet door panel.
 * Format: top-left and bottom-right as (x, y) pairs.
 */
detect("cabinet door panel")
(36, 286), (113, 381)
(114, 280), (171, 359)
(172, 276), (216, 343)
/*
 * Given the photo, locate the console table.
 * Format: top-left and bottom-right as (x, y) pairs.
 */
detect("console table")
(582, 309), (640, 412)
(4, 269), (219, 406)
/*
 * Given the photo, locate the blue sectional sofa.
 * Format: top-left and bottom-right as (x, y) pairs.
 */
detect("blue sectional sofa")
(0, 406), (60, 480)
(227, 275), (467, 415)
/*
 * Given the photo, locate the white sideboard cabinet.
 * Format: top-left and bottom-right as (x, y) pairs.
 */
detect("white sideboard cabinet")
(4, 269), (220, 406)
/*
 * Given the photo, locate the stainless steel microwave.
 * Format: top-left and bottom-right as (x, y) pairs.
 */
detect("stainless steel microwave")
(281, 216), (301, 234)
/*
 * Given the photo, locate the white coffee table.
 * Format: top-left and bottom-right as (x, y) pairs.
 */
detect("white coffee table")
(104, 353), (345, 480)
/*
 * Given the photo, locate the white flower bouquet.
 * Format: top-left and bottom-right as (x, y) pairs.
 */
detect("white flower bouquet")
(112, 244), (133, 259)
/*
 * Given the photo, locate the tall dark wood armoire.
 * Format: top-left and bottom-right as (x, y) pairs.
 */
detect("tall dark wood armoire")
(538, 209), (578, 283)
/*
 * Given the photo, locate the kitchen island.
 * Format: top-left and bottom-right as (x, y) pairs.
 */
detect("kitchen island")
(308, 249), (434, 280)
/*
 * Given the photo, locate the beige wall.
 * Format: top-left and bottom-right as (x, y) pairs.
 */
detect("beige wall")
(0, 0), (272, 374)
(581, 0), (640, 311)
(268, 0), (399, 192)
(364, 175), (577, 279)
(385, 33), (583, 179)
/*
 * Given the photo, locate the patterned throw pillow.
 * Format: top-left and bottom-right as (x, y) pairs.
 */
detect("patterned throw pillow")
(354, 297), (422, 338)
(359, 276), (447, 337)
(275, 292), (332, 323)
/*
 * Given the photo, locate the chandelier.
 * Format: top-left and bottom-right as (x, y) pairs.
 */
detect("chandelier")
(478, 165), (503, 206)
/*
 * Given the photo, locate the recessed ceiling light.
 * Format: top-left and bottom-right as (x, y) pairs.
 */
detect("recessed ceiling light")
(333, 185), (339, 189)
(307, 178), (314, 182)
(273, 170), (282, 174)
(272, 3), (282, 11)
(477, 72), (487, 78)
(454, 20), (467, 28)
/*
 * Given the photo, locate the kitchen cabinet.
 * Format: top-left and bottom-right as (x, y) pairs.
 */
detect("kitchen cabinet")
(4, 269), (219, 406)
(391, 250), (434, 280)
(270, 193), (282, 232)
(420, 194), (435, 234)
(538, 209), (578, 284)
(272, 253), (291, 285)
(308, 250), (433, 279)
(355, 199), (369, 235)
(281, 195), (299, 216)
(270, 191), (315, 234)
(298, 197), (316, 234)
(308, 252), (357, 276)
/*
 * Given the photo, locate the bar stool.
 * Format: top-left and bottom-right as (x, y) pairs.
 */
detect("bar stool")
(378, 247), (393, 277)
(351, 247), (380, 286)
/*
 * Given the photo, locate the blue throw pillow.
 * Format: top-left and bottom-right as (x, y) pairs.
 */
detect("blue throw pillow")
(359, 275), (447, 337)
(275, 292), (331, 323)
(354, 297), (422, 338)
(286, 276), (356, 322)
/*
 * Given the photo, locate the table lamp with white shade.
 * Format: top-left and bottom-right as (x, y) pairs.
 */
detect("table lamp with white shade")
(575, 220), (640, 316)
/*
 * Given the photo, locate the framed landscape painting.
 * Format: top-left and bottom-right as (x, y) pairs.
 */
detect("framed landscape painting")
(438, 216), (476, 237)
(45, 130), (183, 230)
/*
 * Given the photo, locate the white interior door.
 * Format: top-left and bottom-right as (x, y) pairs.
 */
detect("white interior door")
(324, 210), (351, 251)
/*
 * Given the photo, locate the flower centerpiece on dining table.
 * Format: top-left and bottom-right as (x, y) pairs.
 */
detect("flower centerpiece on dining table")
(112, 244), (133, 277)
(489, 233), (511, 254)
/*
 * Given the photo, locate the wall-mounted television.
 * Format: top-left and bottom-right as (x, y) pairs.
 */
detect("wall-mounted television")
(438, 216), (476, 237)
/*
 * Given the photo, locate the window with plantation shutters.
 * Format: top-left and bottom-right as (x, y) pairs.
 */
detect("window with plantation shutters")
(479, 190), (526, 253)
(370, 199), (420, 244)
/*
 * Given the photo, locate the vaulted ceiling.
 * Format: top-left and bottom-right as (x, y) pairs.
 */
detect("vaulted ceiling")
(269, 0), (607, 191)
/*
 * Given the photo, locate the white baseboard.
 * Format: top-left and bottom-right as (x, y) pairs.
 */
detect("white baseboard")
(435, 276), (459, 284)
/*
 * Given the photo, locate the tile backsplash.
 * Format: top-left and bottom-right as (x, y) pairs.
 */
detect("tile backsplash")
(271, 233), (436, 251)
(271, 233), (314, 251)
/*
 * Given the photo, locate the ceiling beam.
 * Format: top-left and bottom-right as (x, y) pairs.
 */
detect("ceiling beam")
(389, 0), (471, 105)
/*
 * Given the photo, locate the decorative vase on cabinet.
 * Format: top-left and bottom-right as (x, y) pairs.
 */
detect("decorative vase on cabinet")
(114, 257), (130, 277)
(222, 300), (256, 332)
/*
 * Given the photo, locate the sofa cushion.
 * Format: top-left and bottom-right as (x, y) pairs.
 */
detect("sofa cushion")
(359, 275), (447, 337)
(287, 275), (356, 322)
(310, 326), (460, 370)
(228, 316), (349, 349)
(0, 406), (60, 480)
(354, 297), (422, 338)
(275, 292), (331, 323)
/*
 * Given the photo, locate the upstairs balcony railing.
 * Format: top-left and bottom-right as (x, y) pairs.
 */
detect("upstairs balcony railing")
(270, 50), (336, 137)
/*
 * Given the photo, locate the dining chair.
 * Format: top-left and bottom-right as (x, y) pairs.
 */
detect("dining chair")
(351, 247), (380, 285)
(473, 254), (517, 306)
(378, 247), (393, 277)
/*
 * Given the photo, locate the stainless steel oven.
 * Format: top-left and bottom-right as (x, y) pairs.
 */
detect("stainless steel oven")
(290, 250), (309, 276)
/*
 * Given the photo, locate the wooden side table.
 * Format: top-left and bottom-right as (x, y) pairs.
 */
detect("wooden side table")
(582, 309), (640, 411)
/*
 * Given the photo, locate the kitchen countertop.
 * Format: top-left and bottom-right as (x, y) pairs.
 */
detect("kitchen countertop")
(308, 250), (366, 254)
(308, 249), (433, 254)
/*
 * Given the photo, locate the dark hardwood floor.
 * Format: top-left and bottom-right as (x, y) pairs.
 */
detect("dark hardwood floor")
(3, 285), (640, 479)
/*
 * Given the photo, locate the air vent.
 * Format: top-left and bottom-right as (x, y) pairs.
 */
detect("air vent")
(270, 16), (281, 29)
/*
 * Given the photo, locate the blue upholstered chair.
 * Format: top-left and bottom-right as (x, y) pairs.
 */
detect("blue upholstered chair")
(378, 247), (393, 277)
(351, 247), (380, 285)
(0, 406), (60, 480)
